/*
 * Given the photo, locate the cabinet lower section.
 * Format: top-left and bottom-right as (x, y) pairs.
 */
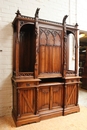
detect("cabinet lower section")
(12, 77), (80, 126)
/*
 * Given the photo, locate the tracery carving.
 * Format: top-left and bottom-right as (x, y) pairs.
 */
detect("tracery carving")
(14, 72), (34, 76)
(66, 70), (75, 74)
(39, 27), (61, 46)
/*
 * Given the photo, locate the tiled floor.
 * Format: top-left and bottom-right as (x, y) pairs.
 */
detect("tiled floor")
(79, 87), (87, 107)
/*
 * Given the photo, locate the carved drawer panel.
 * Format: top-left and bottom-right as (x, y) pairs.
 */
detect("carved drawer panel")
(66, 79), (80, 83)
(18, 82), (36, 88)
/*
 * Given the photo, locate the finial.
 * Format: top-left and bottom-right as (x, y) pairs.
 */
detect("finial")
(75, 23), (78, 27)
(35, 8), (40, 18)
(15, 10), (21, 17)
(62, 15), (68, 25)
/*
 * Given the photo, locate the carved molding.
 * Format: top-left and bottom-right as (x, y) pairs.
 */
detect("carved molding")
(13, 72), (33, 76)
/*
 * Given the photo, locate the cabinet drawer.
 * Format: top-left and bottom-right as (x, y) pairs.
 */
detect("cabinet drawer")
(18, 82), (35, 87)
(66, 79), (80, 83)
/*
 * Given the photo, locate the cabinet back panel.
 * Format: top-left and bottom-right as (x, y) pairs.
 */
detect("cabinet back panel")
(39, 27), (62, 75)
(19, 24), (35, 72)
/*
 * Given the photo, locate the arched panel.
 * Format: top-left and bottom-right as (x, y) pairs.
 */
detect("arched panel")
(39, 31), (47, 73)
(40, 31), (46, 45)
(55, 33), (61, 46)
(19, 24), (35, 72)
(48, 32), (54, 45)
(39, 28), (62, 76)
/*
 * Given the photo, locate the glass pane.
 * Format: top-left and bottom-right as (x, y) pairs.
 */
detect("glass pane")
(67, 33), (75, 71)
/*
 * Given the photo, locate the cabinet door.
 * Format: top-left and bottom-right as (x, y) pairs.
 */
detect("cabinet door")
(17, 88), (35, 117)
(52, 85), (63, 109)
(64, 84), (78, 107)
(38, 84), (63, 112)
(38, 86), (50, 111)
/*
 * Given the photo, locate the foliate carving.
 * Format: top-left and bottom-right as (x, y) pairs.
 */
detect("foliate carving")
(35, 8), (40, 37)
(62, 15), (68, 34)
(53, 87), (60, 92)
(34, 8), (40, 78)
(35, 26), (38, 37)
(35, 8), (40, 18)
(20, 21), (25, 27)
(66, 70), (75, 74)
(42, 89), (49, 94)
(62, 15), (68, 77)
(21, 15), (34, 21)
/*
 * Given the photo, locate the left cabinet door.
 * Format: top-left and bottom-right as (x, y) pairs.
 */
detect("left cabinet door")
(12, 81), (40, 126)
(17, 87), (35, 117)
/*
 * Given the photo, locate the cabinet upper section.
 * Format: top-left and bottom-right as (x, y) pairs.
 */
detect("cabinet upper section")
(12, 8), (79, 79)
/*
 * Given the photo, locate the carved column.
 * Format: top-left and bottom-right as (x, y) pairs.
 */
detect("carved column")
(62, 15), (68, 77)
(34, 8), (40, 78)
(15, 10), (21, 76)
(36, 87), (39, 114)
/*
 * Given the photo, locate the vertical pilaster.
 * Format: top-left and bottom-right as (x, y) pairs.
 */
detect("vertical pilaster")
(15, 10), (21, 76)
(34, 8), (40, 78)
(62, 15), (68, 77)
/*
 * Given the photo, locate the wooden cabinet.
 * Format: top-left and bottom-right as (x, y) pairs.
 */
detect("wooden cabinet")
(63, 77), (80, 115)
(12, 8), (80, 126)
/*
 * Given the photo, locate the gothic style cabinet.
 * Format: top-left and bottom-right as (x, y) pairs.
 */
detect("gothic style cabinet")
(12, 8), (80, 126)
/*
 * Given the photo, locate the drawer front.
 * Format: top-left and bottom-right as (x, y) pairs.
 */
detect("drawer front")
(66, 79), (80, 83)
(18, 82), (36, 87)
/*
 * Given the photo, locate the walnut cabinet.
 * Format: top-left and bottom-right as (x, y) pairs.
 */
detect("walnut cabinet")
(12, 8), (80, 126)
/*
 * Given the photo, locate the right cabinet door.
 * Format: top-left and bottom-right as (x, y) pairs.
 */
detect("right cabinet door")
(64, 82), (80, 115)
